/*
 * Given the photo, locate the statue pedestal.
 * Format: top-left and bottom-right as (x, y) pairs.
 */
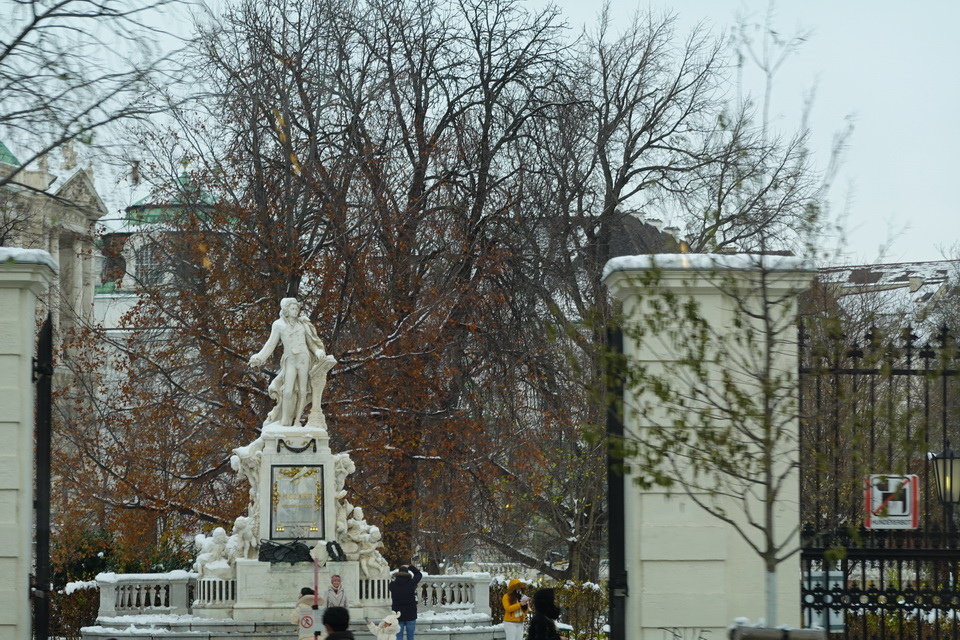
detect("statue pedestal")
(254, 425), (337, 544)
(200, 416), (391, 621)
(232, 559), (362, 621)
(225, 426), (390, 621)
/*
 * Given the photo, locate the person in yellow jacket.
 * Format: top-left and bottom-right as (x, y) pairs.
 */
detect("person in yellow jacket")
(501, 579), (530, 640)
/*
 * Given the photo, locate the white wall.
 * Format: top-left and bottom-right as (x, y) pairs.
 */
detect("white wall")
(604, 254), (812, 639)
(93, 292), (137, 331)
(0, 248), (56, 640)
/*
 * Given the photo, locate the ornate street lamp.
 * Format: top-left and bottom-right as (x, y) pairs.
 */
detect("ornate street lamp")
(930, 448), (960, 541)
(930, 448), (960, 505)
(930, 447), (960, 566)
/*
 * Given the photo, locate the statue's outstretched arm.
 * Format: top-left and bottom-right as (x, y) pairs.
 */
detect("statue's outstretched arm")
(249, 321), (282, 368)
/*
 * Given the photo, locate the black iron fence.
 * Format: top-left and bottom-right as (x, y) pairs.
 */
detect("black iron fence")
(799, 320), (960, 639)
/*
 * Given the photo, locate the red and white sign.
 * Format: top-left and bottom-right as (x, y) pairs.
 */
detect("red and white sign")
(298, 611), (322, 637)
(864, 474), (919, 530)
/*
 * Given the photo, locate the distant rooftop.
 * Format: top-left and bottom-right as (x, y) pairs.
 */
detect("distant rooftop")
(0, 140), (21, 167)
(818, 260), (959, 315)
(125, 172), (215, 224)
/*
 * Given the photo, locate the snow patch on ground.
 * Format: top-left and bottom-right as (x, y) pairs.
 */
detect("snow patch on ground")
(96, 614), (233, 625)
(83, 625), (183, 636)
(86, 611), (497, 636)
(729, 617), (825, 632)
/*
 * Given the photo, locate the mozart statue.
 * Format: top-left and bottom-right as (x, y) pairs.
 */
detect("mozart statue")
(249, 298), (336, 427)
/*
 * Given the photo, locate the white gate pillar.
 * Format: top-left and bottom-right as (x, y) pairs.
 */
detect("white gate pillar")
(0, 248), (57, 640)
(603, 253), (813, 639)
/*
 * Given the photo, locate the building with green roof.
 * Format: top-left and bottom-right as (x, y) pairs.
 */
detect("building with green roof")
(125, 172), (216, 224)
(97, 171), (216, 293)
(0, 140), (21, 167)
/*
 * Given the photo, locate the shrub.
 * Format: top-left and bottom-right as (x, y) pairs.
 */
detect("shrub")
(49, 584), (99, 640)
(489, 579), (609, 640)
(554, 581), (608, 640)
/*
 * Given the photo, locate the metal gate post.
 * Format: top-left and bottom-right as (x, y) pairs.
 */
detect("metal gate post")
(606, 327), (627, 640)
(33, 314), (53, 640)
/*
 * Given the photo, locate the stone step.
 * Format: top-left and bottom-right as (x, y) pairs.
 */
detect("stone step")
(83, 614), (505, 640)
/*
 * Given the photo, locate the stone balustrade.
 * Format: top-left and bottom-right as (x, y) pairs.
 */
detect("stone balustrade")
(96, 570), (195, 617)
(417, 574), (491, 614)
(96, 571), (492, 619)
(194, 577), (237, 608)
(359, 577), (390, 604)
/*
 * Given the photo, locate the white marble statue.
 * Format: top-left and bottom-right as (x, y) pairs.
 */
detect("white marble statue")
(194, 527), (232, 579)
(358, 525), (390, 578)
(335, 492), (353, 538)
(334, 506), (391, 578)
(231, 437), (265, 516)
(341, 515), (364, 560)
(333, 453), (356, 493)
(193, 517), (260, 580)
(228, 516), (258, 562)
(249, 298), (337, 426)
(333, 453), (357, 536)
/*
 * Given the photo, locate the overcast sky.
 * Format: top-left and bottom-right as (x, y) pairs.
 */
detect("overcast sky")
(123, 0), (958, 267)
(545, 0), (960, 266)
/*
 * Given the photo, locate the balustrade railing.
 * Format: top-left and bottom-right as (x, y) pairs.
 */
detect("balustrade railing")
(96, 571), (195, 617)
(96, 571), (492, 618)
(417, 574), (491, 613)
(194, 577), (237, 608)
(359, 577), (390, 604)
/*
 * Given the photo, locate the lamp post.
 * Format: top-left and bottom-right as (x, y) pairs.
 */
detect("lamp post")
(929, 448), (960, 535)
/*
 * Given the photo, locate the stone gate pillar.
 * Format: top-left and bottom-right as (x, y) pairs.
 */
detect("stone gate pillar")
(0, 248), (56, 640)
(603, 253), (813, 639)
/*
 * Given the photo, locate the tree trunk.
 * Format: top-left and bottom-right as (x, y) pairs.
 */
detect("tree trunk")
(765, 568), (777, 626)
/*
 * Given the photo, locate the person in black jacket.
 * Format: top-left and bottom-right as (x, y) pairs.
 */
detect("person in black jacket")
(388, 563), (423, 640)
(526, 588), (567, 640)
(322, 606), (355, 639)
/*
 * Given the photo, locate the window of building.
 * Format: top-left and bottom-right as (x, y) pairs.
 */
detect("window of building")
(136, 243), (164, 286)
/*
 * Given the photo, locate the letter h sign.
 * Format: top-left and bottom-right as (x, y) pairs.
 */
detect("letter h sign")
(865, 474), (919, 530)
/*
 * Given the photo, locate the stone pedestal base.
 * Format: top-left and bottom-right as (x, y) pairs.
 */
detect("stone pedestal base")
(232, 559), (361, 621)
(253, 426), (338, 544)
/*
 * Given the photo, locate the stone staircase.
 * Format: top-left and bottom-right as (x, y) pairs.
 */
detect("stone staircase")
(83, 614), (505, 640)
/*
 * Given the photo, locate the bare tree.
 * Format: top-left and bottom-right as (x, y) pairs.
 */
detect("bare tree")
(0, 0), (187, 189)
(0, 189), (30, 245)
(477, 9), (737, 580)
(58, 0), (587, 570)
(56, 0), (843, 582)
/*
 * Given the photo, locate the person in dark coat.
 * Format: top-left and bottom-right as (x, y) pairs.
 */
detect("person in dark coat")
(526, 588), (566, 640)
(388, 563), (423, 640)
(322, 605), (355, 639)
